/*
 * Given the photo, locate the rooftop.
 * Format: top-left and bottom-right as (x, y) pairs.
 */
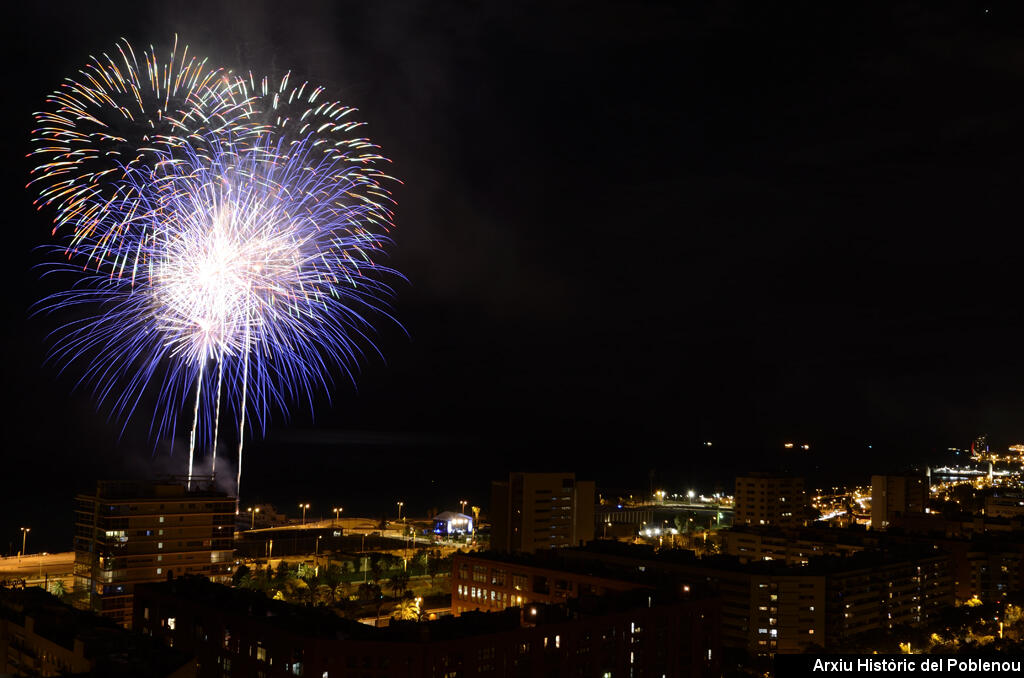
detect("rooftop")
(0, 587), (192, 677)
(569, 539), (948, 577)
(139, 575), (688, 642)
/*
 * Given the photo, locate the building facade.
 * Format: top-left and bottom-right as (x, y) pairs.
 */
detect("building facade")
(733, 474), (805, 529)
(451, 552), (648, 616)
(0, 587), (194, 677)
(134, 576), (721, 678)
(560, 543), (953, 655)
(870, 473), (928, 529)
(73, 479), (236, 628)
(490, 473), (595, 553)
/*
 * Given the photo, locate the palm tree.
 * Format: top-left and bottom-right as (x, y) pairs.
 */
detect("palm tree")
(392, 595), (421, 621)
(282, 577), (311, 604)
(369, 557), (384, 585)
(388, 572), (410, 599)
(48, 580), (66, 600)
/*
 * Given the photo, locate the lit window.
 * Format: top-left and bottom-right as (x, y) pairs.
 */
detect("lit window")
(167, 617), (176, 630)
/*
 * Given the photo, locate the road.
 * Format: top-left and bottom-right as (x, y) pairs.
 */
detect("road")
(0, 551), (74, 589)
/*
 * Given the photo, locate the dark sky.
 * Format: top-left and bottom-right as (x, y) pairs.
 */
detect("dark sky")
(3, 1), (1024, 550)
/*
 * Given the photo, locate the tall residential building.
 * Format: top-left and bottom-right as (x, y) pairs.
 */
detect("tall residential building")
(72, 478), (236, 628)
(733, 474), (805, 529)
(490, 472), (595, 553)
(561, 542), (954, 655)
(870, 473), (928, 529)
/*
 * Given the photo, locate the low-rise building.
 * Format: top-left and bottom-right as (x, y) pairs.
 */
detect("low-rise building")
(134, 576), (721, 678)
(0, 586), (194, 677)
(432, 511), (473, 537)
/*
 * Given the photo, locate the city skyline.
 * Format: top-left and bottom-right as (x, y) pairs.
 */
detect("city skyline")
(3, 2), (1024, 550)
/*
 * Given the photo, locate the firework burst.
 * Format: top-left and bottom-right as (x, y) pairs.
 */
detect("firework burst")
(28, 36), (259, 271)
(34, 43), (402, 504)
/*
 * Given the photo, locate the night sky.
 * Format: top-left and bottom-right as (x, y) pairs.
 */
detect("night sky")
(3, 1), (1023, 552)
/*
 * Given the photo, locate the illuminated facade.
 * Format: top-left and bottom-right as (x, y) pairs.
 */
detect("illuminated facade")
(431, 511), (473, 536)
(490, 473), (595, 553)
(72, 479), (235, 628)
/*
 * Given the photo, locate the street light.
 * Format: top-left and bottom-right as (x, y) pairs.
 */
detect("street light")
(299, 503), (310, 526)
(397, 501), (404, 522)
(460, 499), (467, 515)
(333, 507), (343, 526)
(19, 527), (30, 561)
(247, 507), (260, 530)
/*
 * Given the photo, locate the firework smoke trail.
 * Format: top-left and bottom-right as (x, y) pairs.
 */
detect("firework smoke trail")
(211, 357), (223, 475)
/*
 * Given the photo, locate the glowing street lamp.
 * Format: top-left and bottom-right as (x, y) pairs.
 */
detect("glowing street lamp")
(19, 527), (30, 561)
(333, 507), (343, 526)
(247, 507), (260, 530)
(460, 499), (467, 515)
(397, 501), (404, 522)
(299, 503), (310, 526)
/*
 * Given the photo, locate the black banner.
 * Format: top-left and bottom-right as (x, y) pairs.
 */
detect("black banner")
(774, 654), (1024, 677)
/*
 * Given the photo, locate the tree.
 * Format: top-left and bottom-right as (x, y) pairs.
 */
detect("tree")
(412, 548), (430, 573)
(48, 580), (66, 600)
(297, 562), (316, 582)
(232, 564), (252, 587)
(334, 581), (352, 603)
(357, 582), (382, 602)
(392, 595), (421, 621)
(369, 556), (384, 584)
(427, 551), (444, 588)
(314, 584), (334, 606)
(389, 572), (410, 599)
(282, 577), (311, 605)
(273, 561), (292, 587)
